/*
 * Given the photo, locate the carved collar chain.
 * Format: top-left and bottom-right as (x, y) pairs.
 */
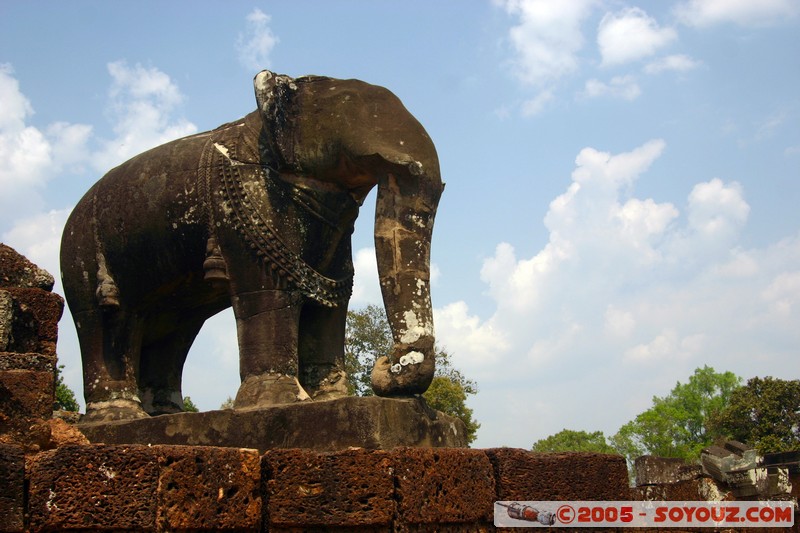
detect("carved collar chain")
(199, 138), (353, 307)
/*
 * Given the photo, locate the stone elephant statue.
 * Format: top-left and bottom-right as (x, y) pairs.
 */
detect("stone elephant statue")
(60, 70), (444, 422)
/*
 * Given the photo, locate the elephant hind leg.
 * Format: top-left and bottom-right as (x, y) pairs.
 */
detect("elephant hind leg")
(76, 307), (148, 422)
(138, 318), (205, 415)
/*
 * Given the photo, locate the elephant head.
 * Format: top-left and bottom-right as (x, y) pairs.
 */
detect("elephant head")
(254, 70), (444, 396)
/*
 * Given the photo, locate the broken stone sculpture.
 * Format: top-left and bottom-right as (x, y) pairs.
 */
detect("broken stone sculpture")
(61, 70), (444, 422)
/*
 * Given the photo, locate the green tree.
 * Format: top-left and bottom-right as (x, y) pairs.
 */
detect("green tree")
(182, 396), (199, 412)
(345, 305), (480, 444)
(707, 376), (800, 454)
(220, 396), (235, 410)
(422, 350), (480, 444)
(344, 304), (392, 396)
(532, 429), (617, 454)
(610, 366), (741, 463)
(54, 364), (80, 412)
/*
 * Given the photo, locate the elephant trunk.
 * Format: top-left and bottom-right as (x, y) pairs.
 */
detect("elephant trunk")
(371, 163), (443, 396)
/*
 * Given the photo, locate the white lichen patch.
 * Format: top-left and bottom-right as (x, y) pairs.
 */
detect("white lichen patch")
(415, 278), (426, 296)
(409, 213), (426, 228)
(399, 351), (424, 366)
(98, 463), (116, 480)
(390, 350), (425, 374)
(46, 489), (58, 511)
(399, 310), (431, 344)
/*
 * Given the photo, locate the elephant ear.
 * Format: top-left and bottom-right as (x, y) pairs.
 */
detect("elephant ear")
(254, 70), (296, 114)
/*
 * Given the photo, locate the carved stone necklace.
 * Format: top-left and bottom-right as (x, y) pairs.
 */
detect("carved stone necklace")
(200, 137), (353, 307)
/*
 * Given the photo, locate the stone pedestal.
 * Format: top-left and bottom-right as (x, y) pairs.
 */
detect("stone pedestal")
(78, 396), (467, 452)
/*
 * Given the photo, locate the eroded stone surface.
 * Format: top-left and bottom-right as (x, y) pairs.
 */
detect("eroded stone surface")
(633, 477), (734, 502)
(393, 447), (495, 526)
(487, 448), (630, 501)
(78, 396), (467, 452)
(156, 446), (261, 531)
(0, 444), (24, 533)
(0, 359), (55, 420)
(0, 244), (54, 290)
(263, 448), (395, 528)
(0, 289), (63, 357)
(635, 455), (703, 486)
(28, 444), (161, 531)
(28, 444), (264, 532)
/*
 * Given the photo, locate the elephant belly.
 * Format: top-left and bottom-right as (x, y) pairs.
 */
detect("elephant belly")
(61, 133), (219, 317)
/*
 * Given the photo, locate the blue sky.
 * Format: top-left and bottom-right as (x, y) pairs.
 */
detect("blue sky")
(1, 1), (799, 449)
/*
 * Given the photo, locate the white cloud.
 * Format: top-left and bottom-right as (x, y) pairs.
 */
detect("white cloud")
(350, 247), (382, 307)
(92, 61), (197, 172)
(0, 62), (201, 408)
(0, 65), (91, 226)
(625, 329), (706, 362)
(581, 75), (641, 100)
(571, 139), (665, 189)
(521, 89), (554, 116)
(761, 271), (800, 318)
(598, 7), (677, 67)
(755, 110), (789, 141)
(236, 8), (279, 71)
(2, 208), (84, 408)
(686, 178), (749, 239)
(434, 301), (509, 367)
(495, 0), (596, 116)
(2, 208), (71, 287)
(0, 63), (34, 131)
(432, 138), (800, 447)
(498, 0), (595, 87)
(644, 54), (702, 74)
(604, 305), (636, 338)
(675, 0), (800, 27)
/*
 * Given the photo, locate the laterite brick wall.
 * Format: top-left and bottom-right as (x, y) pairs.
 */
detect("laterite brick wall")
(2, 443), (630, 531)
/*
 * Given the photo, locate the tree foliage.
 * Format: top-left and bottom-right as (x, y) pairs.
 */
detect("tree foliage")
(532, 429), (617, 454)
(707, 376), (800, 454)
(610, 366), (741, 463)
(182, 396), (199, 412)
(345, 305), (480, 444)
(344, 304), (392, 396)
(54, 364), (80, 412)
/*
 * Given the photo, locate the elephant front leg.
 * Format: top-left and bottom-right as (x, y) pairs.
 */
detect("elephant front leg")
(298, 303), (349, 401)
(231, 289), (311, 407)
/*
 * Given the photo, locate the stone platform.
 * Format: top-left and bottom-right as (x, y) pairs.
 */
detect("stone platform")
(78, 396), (467, 452)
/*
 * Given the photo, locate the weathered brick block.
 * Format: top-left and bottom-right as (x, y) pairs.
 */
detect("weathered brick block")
(28, 444), (161, 531)
(0, 244), (54, 290)
(0, 352), (56, 372)
(1, 288), (63, 356)
(156, 445), (262, 531)
(263, 448), (395, 529)
(0, 444), (24, 533)
(393, 447), (495, 528)
(487, 448), (630, 501)
(635, 455), (703, 486)
(633, 477), (733, 502)
(0, 365), (55, 419)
